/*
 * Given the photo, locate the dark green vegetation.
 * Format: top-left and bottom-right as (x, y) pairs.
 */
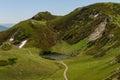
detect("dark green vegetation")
(1, 42), (12, 51)
(0, 2), (120, 80)
(0, 58), (17, 66)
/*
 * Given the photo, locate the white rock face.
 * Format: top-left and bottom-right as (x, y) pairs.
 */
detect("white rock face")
(9, 38), (14, 42)
(19, 40), (27, 49)
(88, 20), (107, 41)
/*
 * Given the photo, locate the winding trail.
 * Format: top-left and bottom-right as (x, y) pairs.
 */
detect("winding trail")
(27, 49), (69, 80)
(57, 61), (68, 80)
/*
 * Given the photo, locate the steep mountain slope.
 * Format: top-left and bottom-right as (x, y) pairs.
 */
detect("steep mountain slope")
(49, 2), (120, 56)
(0, 19), (58, 50)
(0, 3), (120, 54)
(50, 3), (120, 80)
(49, 2), (119, 44)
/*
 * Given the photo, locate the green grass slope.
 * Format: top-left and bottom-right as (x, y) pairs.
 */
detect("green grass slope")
(0, 48), (62, 80)
(64, 45), (120, 80)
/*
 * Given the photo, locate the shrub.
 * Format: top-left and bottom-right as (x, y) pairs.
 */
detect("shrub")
(13, 40), (21, 45)
(8, 58), (18, 65)
(0, 58), (18, 66)
(1, 43), (12, 51)
(0, 60), (9, 66)
(115, 54), (120, 63)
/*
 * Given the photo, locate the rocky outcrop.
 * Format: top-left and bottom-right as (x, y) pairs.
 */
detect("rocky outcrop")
(88, 19), (107, 41)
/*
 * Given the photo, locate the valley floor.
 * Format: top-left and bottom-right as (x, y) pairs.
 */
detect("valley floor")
(0, 47), (120, 80)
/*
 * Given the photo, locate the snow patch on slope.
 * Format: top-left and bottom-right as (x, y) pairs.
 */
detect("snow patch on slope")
(94, 14), (99, 18)
(9, 38), (14, 42)
(19, 40), (27, 49)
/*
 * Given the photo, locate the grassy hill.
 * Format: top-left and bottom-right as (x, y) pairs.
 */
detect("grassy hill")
(0, 48), (63, 80)
(0, 2), (120, 80)
(0, 19), (58, 50)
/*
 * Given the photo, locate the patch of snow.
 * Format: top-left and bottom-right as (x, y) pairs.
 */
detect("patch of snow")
(94, 14), (99, 18)
(9, 38), (14, 42)
(19, 40), (27, 49)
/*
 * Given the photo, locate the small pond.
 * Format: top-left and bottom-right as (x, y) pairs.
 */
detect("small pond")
(40, 51), (69, 60)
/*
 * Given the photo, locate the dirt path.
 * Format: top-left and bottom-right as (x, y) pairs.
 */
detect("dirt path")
(26, 50), (68, 80)
(57, 61), (68, 80)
